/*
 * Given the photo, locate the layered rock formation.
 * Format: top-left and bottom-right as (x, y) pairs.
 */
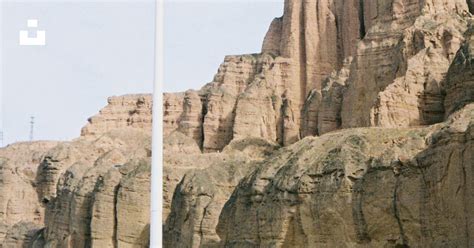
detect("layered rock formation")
(162, 0), (474, 247)
(445, 22), (474, 116)
(216, 104), (473, 247)
(41, 129), (152, 247)
(0, 141), (58, 246)
(164, 0), (474, 151)
(0, 0), (473, 247)
(164, 138), (280, 247)
(0, 95), (154, 247)
(81, 94), (152, 137)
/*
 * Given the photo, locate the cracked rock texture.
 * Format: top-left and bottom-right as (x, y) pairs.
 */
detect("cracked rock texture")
(42, 129), (152, 248)
(0, 0), (474, 247)
(164, 138), (280, 248)
(162, 0), (474, 247)
(0, 96), (154, 248)
(445, 23), (474, 116)
(217, 104), (473, 247)
(164, 0), (474, 149)
(163, 104), (473, 247)
(0, 141), (58, 247)
(81, 94), (152, 137)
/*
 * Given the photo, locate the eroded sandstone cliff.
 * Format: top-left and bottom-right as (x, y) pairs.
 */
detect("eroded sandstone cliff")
(0, 95), (154, 247)
(0, 0), (473, 247)
(163, 0), (474, 247)
(216, 105), (473, 247)
(164, 0), (474, 151)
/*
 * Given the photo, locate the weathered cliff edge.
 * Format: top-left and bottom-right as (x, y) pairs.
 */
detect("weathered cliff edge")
(165, 0), (473, 151)
(0, 0), (473, 247)
(0, 95), (154, 247)
(166, 103), (473, 247)
(163, 0), (474, 247)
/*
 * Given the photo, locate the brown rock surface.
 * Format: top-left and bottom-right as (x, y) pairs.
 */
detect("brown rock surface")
(0, 95), (154, 248)
(42, 129), (151, 248)
(164, 138), (279, 247)
(317, 57), (352, 135)
(81, 94), (152, 137)
(0, 141), (58, 246)
(216, 104), (473, 247)
(445, 23), (474, 117)
(164, 92), (185, 136)
(162, 1), (474, 247)
(163, 0), (473, 152)
(160, 104), (474, 248)
(163, 0), (370, 149)
(341, 0), (469, 129)
(0, 0), (474, 247)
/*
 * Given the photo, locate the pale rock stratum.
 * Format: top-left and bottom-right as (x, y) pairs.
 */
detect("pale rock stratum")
(0, 0), (473, 247)
(164, 0), (473, 147)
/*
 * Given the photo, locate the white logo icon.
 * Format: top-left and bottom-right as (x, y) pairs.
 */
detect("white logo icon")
(19, 19), (46, 46)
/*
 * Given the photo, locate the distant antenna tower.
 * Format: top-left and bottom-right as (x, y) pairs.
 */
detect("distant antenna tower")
(29, 116), (35, 141)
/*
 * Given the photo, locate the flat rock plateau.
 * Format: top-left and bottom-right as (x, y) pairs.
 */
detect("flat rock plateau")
(1, 0), (474, 247)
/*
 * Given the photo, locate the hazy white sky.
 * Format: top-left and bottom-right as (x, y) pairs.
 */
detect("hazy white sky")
(0, 0), (284, 146)
(164, 0), (284, 92)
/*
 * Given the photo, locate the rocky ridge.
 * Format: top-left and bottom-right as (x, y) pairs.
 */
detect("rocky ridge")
(0, 95), (154, 247)
(164, 0), (473, 151)
(163, 0), (474, 247)
(0, 0), (473, 247)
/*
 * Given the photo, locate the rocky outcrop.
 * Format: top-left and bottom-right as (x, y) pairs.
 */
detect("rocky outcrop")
(0, 141), (58, 246)
(2, 222), (44, 248)
(0, 96), (154, 248)
(317, 58), (351, 134)
(164, 138), (280, 248)
(164, 103), (473, 247)
(445, 22), (474, 116)
(361, 7), (468, 128)
(0, 0), (474, 247)
(164, 0), (473, 152)
(261, 17), (282, 55)
(164, 92), (184, 136)
(163, 0), (371, 150)
(162, 1), (474, 247)
(218, 104), (473, 247)
(82, 94), (152, 137)
(42, 129), (151, 248)
(177, 91), (203, 148)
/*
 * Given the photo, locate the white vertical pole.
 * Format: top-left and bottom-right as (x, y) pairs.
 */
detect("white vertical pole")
(150, 0), (164, 247)
(0, 0), (4, 147)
